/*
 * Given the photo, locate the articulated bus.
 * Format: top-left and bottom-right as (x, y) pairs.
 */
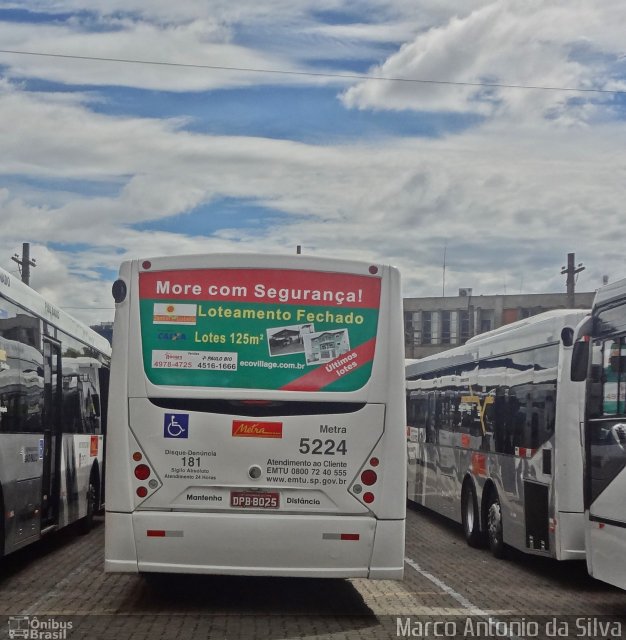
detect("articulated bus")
(406, 310), (589, 560)
(0, 266), (111, 558)
(571, 279), (626, 590)
(105, 253), (406, 578)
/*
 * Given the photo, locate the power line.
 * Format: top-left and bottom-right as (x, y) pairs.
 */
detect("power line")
(0, 48), (624, 96)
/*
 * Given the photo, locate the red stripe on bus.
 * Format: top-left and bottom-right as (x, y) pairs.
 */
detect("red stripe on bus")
(279, 338), (376, 391)
(139, 269), (382, 308)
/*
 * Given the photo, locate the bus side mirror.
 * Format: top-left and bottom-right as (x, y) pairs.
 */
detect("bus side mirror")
(571, 341), (589, 382)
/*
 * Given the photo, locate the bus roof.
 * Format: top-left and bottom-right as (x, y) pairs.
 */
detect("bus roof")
(0, 265), (111, 356)
(406, 309), (588, 379)
(593, 278), (626, 313)
(130, 252), (390, 275)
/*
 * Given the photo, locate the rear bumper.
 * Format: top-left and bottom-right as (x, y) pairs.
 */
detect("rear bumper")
(105, 510), (404, 579)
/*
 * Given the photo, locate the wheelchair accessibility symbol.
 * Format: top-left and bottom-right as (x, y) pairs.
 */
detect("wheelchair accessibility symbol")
(164, 413), (189, 438)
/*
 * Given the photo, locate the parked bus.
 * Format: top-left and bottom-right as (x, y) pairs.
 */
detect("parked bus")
(406, 309), (589, 560)
(571, 279), (626, 590)
(105, 253), (406, 578)
(0, 266), (111, 558)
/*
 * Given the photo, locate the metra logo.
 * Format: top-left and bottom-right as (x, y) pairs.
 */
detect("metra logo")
(232, 421), (283, 438)
(158, 332), (187, 341)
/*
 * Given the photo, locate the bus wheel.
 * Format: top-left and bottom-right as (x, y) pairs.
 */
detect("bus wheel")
(78, 483), (95, 535)
(487, 492), (505, 558)
(461, 483), (483, 548)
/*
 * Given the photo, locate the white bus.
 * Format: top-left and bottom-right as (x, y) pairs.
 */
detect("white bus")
(0, 266), (111, 557)
(105, 253), (406, 578)
(571, 279), (626, 590)
(406, 310), (589, 560)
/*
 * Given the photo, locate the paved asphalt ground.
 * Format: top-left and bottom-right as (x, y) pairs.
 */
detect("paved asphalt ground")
(0, 505), (624, 639)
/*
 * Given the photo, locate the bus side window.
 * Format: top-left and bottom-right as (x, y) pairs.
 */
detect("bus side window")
(427, 392), (439, 444)
(587, 341), (604, 418)
(491, 389), (510, 454)
(601, 338), (626, 416)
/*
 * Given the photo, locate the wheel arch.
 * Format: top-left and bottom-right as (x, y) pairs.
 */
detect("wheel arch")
(89, 460), (101, 512)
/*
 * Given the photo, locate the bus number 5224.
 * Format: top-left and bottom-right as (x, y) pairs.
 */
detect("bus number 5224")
(298, 438), (347, 455)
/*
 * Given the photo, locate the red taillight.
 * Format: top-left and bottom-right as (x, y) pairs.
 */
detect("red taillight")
(340, 533), (360, 541)
(142, 260), (152, 269)
(134, 464), (151, 480)
(136, 486), (148, 498)
(369, 457), (379, 467)
(132, 451), (142, 462)
(363, 492), (375, 504)
(360, 469), (377, 486)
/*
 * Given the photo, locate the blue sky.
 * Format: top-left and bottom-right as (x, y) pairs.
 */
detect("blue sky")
(1, 1), (626, 325)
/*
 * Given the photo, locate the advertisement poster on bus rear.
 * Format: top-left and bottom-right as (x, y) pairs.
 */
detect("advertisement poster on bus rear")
(139, 268), (381, 391)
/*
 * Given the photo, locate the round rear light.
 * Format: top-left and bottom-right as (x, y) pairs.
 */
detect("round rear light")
(368, 265), (378, 274)
(369, 457), (379, 467)
(363, 492), (375, 504)
(134, 464), (151, 480)
(360, 469), (377, 486)
(132, 451), (142, 462)
(136, 486), (148, 498)
(142, 260), (152, 270)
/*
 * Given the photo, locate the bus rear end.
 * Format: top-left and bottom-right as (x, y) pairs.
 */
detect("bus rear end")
(105, 254), (405, 578)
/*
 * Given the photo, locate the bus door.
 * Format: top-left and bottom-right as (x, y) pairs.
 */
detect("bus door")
(585, 337), (626, 590)
(41, 338), (62, 529)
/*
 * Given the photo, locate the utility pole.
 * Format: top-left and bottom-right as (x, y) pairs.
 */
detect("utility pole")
(560, 252), (585, 307)
(11, 242), (37, 286)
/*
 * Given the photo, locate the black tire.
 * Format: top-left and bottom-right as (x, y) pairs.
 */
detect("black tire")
(78, 482), (95, 535)
(486, 491), (505, 558)
(461, 483), (483, 548)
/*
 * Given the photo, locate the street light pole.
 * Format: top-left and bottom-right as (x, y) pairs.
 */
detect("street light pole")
(11, 242), (37, 286)
(560, 252), (585, 307)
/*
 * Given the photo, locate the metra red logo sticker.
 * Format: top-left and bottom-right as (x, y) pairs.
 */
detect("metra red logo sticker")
(232, 421), (283, 438)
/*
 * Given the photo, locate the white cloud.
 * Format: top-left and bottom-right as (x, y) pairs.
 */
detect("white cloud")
(2, 76), (625, 321)
(342, 1), (626, 125)
(1, 0), (626, 324)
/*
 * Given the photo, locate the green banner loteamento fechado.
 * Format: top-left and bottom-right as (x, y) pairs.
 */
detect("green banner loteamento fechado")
(138, 267), (382, 392)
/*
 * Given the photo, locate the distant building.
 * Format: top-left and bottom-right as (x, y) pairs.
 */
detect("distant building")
(404, 289), (595, 359)
(91, 321), (113, 345)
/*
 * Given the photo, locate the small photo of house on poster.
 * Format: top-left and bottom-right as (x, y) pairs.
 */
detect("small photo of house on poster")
(303, 329), (351, 365)
(267, 323), (314, 357)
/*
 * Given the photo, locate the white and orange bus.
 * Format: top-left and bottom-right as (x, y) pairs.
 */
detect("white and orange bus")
(105, 253), (405, 578)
